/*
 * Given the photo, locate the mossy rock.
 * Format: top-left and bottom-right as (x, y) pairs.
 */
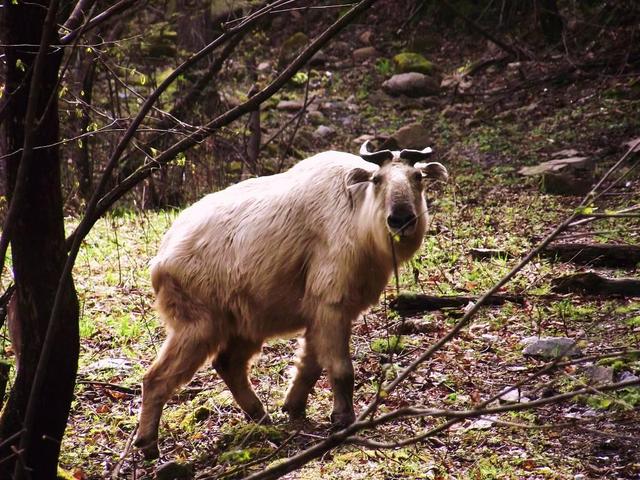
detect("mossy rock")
(219, 422), (287, 448)
(219, 447), (272, 465)
(393, 52), (435, 75)
(279, 32), (309, 67)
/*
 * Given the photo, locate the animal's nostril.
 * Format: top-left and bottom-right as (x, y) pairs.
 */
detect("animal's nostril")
(387, 213), (414, 230)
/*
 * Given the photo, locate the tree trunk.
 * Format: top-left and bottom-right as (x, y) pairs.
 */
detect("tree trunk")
(0, 1), (80, 478)
(538, 0), (563, 45)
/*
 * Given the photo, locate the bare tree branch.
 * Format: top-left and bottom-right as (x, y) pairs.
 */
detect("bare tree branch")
(60, 0), (138, 45)
(62, 0), (97, 32)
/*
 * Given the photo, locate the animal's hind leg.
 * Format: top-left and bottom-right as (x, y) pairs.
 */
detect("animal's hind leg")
(213, 336), (269, 422)
(135, 324), (216, 459)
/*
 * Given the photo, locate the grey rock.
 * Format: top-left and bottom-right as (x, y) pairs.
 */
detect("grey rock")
(519, 156), (594, 196)
(552, 148), (580, 158)
(359, 29), (373, 45)
(353, 134), (375, 144)
(394, 318), (437, 335)
(313, 125), (335, 139)
(498, 387), (529, 404)
(381, 122), (430, 150)
(352, 46), (380, 62)
(521, 336), (582, 359)
(83, 358), (133, 373)
(257, 61), (271, 72)
(156, 461), (193, 480)
(309, 50), (329, 67)
(584, 365), (614, 385)
(382, 73), (440, 98)
(519, 157), (590, 176)
(276, 100), (304, 111)
(619, 371), (640, 382)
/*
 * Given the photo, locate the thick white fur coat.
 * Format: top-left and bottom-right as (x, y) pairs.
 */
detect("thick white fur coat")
(150, 151), (425, 353)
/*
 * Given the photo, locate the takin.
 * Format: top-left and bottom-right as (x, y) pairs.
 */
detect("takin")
(134, 141), (448, 458)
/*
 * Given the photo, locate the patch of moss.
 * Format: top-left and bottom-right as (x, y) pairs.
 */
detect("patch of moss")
(219, 422), (287, 449)
(218, 447), (272, 465)
(370, 335), (409, 354)
(393, 52), (435, 75)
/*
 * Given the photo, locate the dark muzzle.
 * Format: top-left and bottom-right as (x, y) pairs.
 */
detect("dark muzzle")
(387, 210), (416, 232)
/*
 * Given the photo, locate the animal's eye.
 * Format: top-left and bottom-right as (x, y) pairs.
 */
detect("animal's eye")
(371, 175), (381, 185)
(413, 171), (423, 182)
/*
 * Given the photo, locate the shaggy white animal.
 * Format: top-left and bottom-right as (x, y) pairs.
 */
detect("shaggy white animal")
(135, 144), (448, 458)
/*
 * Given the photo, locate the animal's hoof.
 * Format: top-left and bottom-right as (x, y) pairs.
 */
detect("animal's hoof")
(246, 408), (272, 425)
(330, 410), (355, 429)
(257, 413), (273, 425)
(134, 435), (160, 460)
(282, 403), (306, 421)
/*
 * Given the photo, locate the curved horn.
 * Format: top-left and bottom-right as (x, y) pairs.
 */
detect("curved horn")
(399, 146), (433, 163)
(359, 140), (394, 166)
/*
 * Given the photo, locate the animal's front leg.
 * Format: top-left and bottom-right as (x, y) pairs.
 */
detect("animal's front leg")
(311, 304), (355, 428)
(283, 336), (322, 420)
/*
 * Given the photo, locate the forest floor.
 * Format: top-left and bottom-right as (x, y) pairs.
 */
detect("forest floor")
(38, 9), (640, 480)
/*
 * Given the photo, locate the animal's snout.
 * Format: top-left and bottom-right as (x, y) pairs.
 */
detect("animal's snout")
(386, 210), (416, 232)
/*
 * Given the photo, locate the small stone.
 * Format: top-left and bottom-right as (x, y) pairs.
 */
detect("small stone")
(382, 73), (440, 98)
(498, 387), (527, 404)
(584, 365), (614, 385)
(359, 29), (373, 45)
(352, 46), (380, 62)
(393, 52), (436, 75)
(83, 358), (133, 373)
(521, 336), (582, 359)
(394, 318), (437, 335)
(353, 134), (375, 144)
(309, 50), (329, 67)
(313, 125), (335, 139)
(619, 371), (640, 382)
(382, 122), (431, 150)
(551, 148), (580, 158)
(156, 461), (193, 480)
(276, 100), (304, 111)
(257, 61), (271, 72)
(519, 156), (593, 196)
(518, 157), (590, 176)
(307, 110), (325, 125)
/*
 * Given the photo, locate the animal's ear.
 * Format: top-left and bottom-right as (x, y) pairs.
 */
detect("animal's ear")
(415, 162), (449, 182)
(345, 167), (371, 209)
(345, 167), (372, 186)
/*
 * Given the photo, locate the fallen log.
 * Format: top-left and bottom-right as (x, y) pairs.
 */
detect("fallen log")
(542, 243), (640, 268)
(551, 272), (640, 297)
(390, 292), (524, 315)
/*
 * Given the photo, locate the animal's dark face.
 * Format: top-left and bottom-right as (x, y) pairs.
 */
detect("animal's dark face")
(372, 160), (427, 237)
(355, 140), (449, 240)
